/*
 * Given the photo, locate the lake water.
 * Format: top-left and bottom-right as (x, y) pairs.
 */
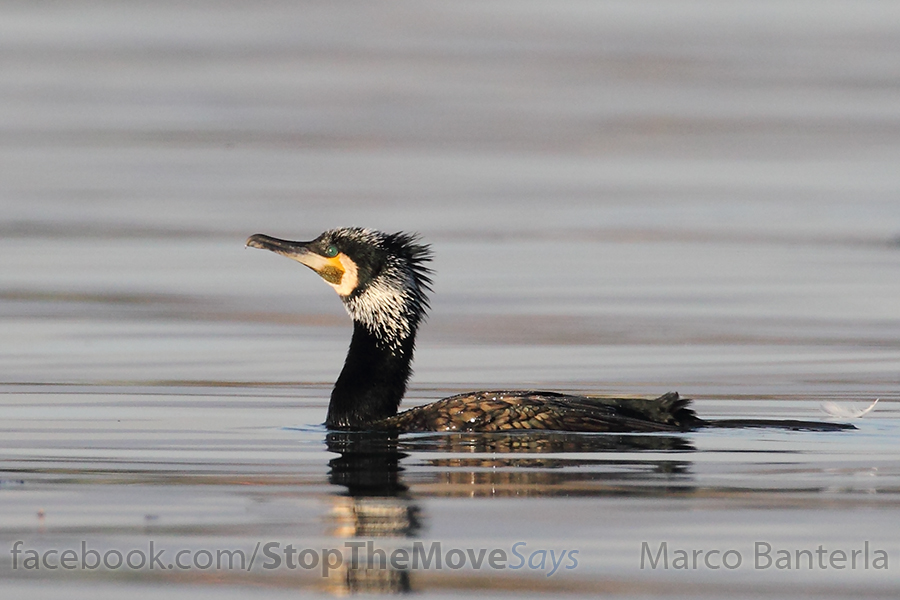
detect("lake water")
(2, 1), (900, 597)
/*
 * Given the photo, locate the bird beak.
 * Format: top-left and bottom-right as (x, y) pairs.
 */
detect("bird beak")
(245, 233), (346, 286)
(246, 233), (315, 263)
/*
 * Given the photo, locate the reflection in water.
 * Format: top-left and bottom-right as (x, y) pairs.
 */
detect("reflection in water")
(398, 432), (695, 455)
(325, 432), (416, 594)
(327, 432), (412, 500)
(323, 431), (695, 594)
(409, 433), (694, 498)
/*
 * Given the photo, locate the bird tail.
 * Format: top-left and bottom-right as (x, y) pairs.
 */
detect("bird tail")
(593, 391), (701, 430)
(618, 392), (856, 432)
(647, 391), (700, 429)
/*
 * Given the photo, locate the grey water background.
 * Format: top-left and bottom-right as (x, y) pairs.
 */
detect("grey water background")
(2, 1), (900, 597)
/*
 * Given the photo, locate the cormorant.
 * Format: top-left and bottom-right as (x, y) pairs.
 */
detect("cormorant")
(246, 227), (852, 433)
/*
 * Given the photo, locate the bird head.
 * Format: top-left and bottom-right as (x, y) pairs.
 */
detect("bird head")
(246, 227), (433, 349)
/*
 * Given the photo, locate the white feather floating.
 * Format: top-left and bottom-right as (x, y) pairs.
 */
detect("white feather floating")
(820, 398), (879, 419)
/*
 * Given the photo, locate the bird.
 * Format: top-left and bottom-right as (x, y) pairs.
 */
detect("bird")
(246, 227), (853, 434)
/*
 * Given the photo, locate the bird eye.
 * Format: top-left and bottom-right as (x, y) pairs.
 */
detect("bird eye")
(324, 244), (339, 258)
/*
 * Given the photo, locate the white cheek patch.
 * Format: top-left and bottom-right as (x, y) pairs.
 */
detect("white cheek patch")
(329, 253), (359, 296)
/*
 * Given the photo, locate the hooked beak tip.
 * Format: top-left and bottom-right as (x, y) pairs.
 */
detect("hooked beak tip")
(245, 233), (287, 252)
(245, 234), (266, 249)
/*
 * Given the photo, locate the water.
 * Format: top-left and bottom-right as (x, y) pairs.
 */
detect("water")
(2, 1), (900, 597)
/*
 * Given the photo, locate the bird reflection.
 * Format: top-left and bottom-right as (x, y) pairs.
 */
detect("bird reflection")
(323, 430), (695, 594)
(401, 430), (694, 453)
(324, 431), (415, 594)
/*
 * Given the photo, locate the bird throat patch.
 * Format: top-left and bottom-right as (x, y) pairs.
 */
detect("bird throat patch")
(319, 265), (343, 285)
(326, 253), (359, 296)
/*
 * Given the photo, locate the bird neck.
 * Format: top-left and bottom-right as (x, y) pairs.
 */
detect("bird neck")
(326, 321), (416, 429)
